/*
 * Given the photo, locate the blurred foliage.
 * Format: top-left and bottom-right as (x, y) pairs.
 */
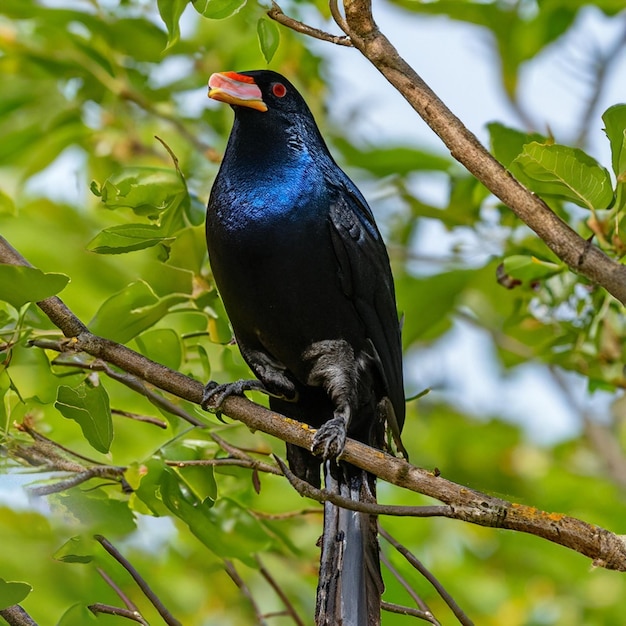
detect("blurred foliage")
(0, 0), (626, 624)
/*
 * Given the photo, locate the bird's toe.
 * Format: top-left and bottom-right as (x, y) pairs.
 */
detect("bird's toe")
(312, 417), (347, 460)
(201, 379), (265, 411)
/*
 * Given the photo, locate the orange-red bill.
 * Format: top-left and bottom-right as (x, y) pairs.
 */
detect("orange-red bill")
(208, 72), (268, 112)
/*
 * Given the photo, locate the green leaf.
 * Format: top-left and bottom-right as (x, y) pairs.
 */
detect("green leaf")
(257, 18), (280, 64)
(0, 189), (16, 216)
(157, 0), (190, 49)
(134, 328), (183, 370)
(333, 136), (451, 176)
(144, 261), (194, 298)
(502, 255), (562, 282)
(88, 280), (187, 343)
(53, 536), (94, 564)
(166, 227), (208, 273)
(512, 142), (614, 211)
(0, 578), (32, 611)
(159, 468), (270, 563)
(602, 104), (626, 211)
(49, 490), (136, 535)
(192, 0), (247, 20)
(396, 270), (473, 345)
(7, 342), (59, 403)
(175, 463), (217, 505)
(93, 167), (188, 219)
(133, 459), (171, 516)
(56, 381), (113, 454)
(603, 104), (626, 178)
(186, 193), (206, 226)
(0, 265), (69, 309)
(487, 122), (548, 168)
(87, 224), (175, 254)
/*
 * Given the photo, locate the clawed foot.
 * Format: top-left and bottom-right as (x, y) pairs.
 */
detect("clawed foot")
(201, 379), (266, 411)
(312, 416), (347, 460)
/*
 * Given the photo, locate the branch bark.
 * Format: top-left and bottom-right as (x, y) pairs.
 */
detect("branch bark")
(321, 0), (626, 304)
(1, 235), (626, 572)
(0, 606), (37, 626)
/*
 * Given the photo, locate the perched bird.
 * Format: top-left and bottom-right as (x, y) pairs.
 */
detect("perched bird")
(203, 69), (406, 626)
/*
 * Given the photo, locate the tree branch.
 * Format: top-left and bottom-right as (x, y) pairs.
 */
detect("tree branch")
(381, 601), (439, 623)
(275, 454), (450, 517)
(88, 604), (148, 624)
(379, 552), (440, 624)
(224, 560), (268, 626)
(0, 606), (38, 626)
(268, 2), (352, 47)
(380, 528), (473, 626)
(320, 1), (626, 304)
(2, 235), (626, 572)
(255, 556), (306, 626)
(95, 535), (182, 626)
(96, 566), (144, 616)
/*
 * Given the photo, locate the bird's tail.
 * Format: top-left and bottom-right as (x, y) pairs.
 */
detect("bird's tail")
(315, 461), (383, 626)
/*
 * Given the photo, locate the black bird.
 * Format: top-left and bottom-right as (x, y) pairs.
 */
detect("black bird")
(203, 70), (406, 626)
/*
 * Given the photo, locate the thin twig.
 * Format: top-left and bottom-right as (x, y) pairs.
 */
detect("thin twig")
(267, 2), (352, 46)
(329, 0), (350, 36)
(11, 426), (131, 496)
(95, 535), (182, 626)
(17, 419), (101, 466)
(166, 457), (282, 475)
(28, 467), (128, 496)
(224, 559), (268, 626)
(88, 604), (148, 624)
(381, 601), (438, 622)
(97, 567), (143, 614)
(112, 409), (168, 429)
(380, 551), (434, 618)
(251, 508), (322, 520)
(380, 528), (474, 626)
(256, 556), (306, 626)
(276, 455), (451, 517)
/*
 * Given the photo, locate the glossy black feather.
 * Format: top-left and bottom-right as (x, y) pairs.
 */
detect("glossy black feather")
(205, 70), (405, 625)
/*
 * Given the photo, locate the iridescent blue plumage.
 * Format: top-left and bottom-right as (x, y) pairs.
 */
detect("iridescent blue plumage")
(204, 70), (405, 626)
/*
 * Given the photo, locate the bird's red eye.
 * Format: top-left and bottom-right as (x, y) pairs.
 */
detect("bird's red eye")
(272, 82), (287, 98)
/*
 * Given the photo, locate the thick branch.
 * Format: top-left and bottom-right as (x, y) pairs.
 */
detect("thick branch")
(335, 0), (626, 304)
(2, 235), (626, 571)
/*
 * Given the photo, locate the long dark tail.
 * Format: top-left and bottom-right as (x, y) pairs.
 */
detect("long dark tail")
(315, 461), (383, 626)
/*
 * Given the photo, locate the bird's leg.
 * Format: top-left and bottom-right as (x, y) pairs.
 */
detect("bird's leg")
(303, 340), (359, 460)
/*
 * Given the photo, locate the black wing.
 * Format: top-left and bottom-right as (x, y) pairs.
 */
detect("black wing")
(328, 181), (406, 455)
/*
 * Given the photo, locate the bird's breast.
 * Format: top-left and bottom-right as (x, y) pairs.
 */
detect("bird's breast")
(211, 161), (328, 231)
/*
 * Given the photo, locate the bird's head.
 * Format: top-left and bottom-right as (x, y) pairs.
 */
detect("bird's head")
(208, 70), (311, 119)
(208, 69), (330, 165)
